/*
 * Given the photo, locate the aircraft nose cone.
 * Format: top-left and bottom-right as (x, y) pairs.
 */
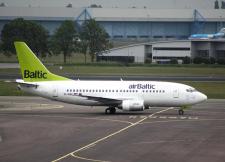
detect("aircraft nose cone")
(199, 93), (207, 102)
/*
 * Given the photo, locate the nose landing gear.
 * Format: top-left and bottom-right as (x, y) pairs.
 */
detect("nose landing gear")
(178, 106), (190, 115)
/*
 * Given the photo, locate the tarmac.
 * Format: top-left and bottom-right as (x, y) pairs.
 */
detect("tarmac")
(0, 96), (225, 162)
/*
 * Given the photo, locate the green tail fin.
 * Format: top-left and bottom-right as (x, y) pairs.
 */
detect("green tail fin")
(14, 42), (70, 82)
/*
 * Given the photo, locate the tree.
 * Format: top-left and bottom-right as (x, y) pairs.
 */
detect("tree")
(0, 41), (2, 52)
(77, 40), (89, 63)
(51, 20), (77, 63)
(193, 57), (203, 64)
(80, 19), (110, 62)
(1, 18), (49, 57)
(170, 58), (178, 64)
(217, 58), (225, 64)
(209, 57), (216, 64)
(182, 56), (191, 64)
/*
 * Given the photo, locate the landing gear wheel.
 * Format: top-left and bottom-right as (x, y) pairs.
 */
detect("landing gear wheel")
(105, 107), (116, 114)
(110, 107), (116, 114)
(178, 109), (184, 115)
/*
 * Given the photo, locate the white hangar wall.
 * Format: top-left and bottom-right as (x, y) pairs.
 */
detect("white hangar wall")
(99, 40), (225, 63)
(152, 41), (191, 62)
(99, 44), (145, 63)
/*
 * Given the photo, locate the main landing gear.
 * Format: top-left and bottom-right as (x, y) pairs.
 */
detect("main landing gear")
(178, 109), (184, 115)
(105, 107), (116, 114)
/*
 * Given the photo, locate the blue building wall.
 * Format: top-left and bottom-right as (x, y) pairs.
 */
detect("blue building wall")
(99, 22), (192, 39)
(0, 19), (223, 39)
(0, 20), (68, 37)
(1, 8), (225, 40)
(37, 21), (63, 35)
(97, 21), (224, 40)
(0, 20), (10, 35)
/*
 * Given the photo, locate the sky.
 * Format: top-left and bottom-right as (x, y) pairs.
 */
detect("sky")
(0, 0), (218, 9)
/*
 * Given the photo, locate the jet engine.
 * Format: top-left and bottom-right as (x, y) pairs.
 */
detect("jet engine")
(120, 100), (144, 111)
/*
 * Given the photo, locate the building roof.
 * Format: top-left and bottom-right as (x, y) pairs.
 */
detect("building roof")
(0, 7), (83, 21)
(87, 8), (225, 22)
(0, 7), (225, 22)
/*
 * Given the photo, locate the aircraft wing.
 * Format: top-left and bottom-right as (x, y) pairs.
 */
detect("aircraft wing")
(74, 93), (133, 105)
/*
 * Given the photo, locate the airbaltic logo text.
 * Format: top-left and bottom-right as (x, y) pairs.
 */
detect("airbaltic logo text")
(24, 70), (47, 79)
(129, 84), (155, 89)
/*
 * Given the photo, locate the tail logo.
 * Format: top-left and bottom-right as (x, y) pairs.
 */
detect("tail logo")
(24, 70), (47, 79)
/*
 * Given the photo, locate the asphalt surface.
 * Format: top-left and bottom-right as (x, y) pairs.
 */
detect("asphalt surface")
(0, 63), (19, 69)
(0, 97), (225, 162)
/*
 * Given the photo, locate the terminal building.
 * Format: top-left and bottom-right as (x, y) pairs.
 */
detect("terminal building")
(98, 40), (225, 63)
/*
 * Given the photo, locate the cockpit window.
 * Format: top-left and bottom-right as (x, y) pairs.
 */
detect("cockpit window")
(186, 88), (196, 93)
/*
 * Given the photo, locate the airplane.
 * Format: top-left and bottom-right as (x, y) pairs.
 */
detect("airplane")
(189, 28), (225, 40)
(14, 42), (207, 115)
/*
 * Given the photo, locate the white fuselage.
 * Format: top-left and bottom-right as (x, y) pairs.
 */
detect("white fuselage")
(20, 80), (207, 109)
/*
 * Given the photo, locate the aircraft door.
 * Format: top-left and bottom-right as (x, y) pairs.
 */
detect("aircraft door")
(52, 86), (58, 97)
(173, 89), (179, 98)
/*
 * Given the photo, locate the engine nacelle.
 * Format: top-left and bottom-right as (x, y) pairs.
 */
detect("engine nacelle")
(121, 100), (144, 111)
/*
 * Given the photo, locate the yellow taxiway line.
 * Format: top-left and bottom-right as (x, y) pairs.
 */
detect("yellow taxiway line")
(52, 107), (173, 162)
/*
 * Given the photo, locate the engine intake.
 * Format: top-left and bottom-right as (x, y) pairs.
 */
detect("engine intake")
(121, 100), (144, 111)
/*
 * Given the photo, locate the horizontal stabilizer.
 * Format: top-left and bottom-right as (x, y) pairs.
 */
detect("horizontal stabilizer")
(16, 79), (38, 88)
